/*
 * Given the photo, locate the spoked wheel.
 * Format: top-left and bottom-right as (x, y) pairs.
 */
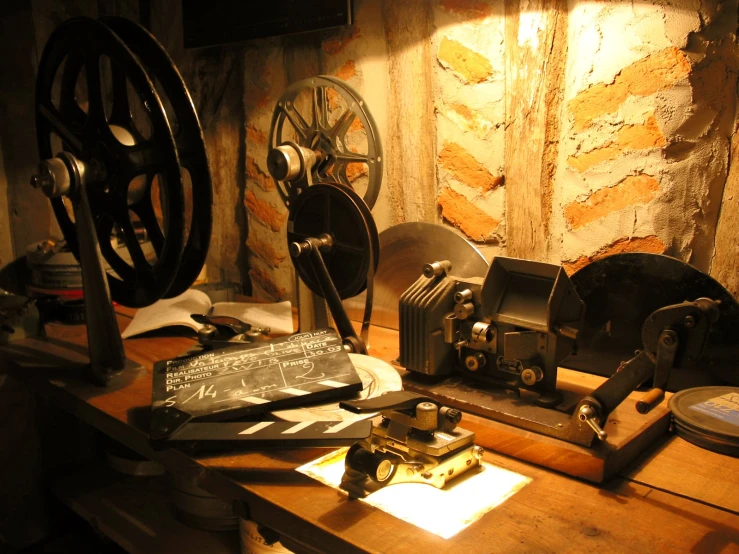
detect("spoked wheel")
(268, 76), (383, 211)
(35, 17), (210, 307)
(101, 17), (212, 298)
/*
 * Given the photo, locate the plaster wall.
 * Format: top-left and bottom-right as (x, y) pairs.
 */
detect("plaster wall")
(555, 0), (738, 275)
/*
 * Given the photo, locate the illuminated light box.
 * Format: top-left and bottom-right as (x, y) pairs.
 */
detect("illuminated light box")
(297, 448), (532, 539)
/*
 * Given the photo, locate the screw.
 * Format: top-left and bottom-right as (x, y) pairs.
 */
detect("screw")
(662, 335), (675, 346)
(684, 315), (696, 328)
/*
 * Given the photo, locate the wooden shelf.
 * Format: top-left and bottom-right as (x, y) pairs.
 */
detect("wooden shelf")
(52, 464), (240, 554)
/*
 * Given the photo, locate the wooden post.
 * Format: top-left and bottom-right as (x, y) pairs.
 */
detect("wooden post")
(711, 131), (739, 299)
(382, 0), (437, 225)
(504, 0), (567, 261)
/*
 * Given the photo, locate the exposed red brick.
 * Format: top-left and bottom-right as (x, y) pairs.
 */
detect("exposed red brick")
(346, 162), (368, 182)
(569, 47), (691, 131)
(439, 0), (494, 18)
(327, 87), (341, 111)
(322, 26), (360, 55)
(246, 235), (286, 268)
(246, 124), (267, 145)
(563, 235), (666, 274)
(246, 156), (274, 192)
(244, 190), (286, 232)
(336, 60), (357, 81)
(249, 266), (287, 301)
(347, 115), (367, 135)
(438, 37), (492, 84)
(438, 187), (500, 241)
(565, 174), (660, 229)
(568, 115), (666, 172)
(438, 142), (503, 192)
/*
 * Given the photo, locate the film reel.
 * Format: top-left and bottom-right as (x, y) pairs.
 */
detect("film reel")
(35, 17), (212, 308)
(287, 182), (379, 353)
(287, 182), (379, 299)
(267, 76), (383, 210)
(32, 17), (211, 383)
(102, 17), (213, 299)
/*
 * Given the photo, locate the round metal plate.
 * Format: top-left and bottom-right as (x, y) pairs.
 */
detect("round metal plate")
(670, 386), (739, 456)
(345, 222), (489, 330)
(565, 253), (739, 391)
(287, 182), (379, 300)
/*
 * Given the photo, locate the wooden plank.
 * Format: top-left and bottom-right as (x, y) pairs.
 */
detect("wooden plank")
(53, 465), (240, 554)
(382, 0), (437, 225)
(504, 0), (567, 260)
(711, 126), (739, 298)
(0, 2), (53, 268)
(3, 322), (739, 553)
(623, 434), (739, 514)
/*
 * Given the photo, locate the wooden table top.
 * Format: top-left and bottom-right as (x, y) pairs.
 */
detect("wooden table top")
(2, 311), (738, 554)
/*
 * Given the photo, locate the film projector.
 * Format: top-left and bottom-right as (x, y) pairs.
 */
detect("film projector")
(30, 17), (212, 385)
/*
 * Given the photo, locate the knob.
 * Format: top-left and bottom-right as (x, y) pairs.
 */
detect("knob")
(578, 404), (608, 441)
(345, 444), (398, 483)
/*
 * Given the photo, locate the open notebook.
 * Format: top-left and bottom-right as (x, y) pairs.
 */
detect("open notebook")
(121, 289), (293, 338)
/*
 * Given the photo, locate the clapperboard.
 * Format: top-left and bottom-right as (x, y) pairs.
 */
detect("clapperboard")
(150, 329), (371, 448)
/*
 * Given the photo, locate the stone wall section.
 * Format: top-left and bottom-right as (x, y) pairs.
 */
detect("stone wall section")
(432, 0), (507, 258)
(242, 44), (294, 301)
(554, 1), (738, 279)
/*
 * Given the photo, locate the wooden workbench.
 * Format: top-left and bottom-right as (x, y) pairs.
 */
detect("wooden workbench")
(1, 311), (738, 554)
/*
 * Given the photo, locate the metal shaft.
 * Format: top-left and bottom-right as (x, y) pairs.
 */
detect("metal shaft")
(292, 235), (367, 354)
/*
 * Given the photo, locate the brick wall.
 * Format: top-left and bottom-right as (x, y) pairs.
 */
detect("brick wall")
(237, 0), (737, 301)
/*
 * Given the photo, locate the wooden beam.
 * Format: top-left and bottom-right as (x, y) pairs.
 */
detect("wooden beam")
(711, 129), (739, 299)
(382, 0), (437, 225)
(504, 1), (567, 261)
(1, 3), (53, 267)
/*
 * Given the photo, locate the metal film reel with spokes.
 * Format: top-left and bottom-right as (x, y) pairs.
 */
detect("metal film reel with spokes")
(267, 76), (383, 211)
(32, 17), (211, 384)
(101, 16), (213, 299)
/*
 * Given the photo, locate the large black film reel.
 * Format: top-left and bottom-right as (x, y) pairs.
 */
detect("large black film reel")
(102, 17), (213, 298)
(35, 17), (211, 307)
(565, 253), (739, 390)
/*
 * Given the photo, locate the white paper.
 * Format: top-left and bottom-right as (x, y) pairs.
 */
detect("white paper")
(121, 289), (294, 338)
(211, 301), (293, 335)
(121, 289), (212, 338)
(297, 448), (531, 539)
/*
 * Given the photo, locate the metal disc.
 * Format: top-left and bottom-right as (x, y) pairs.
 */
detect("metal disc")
(101, 17), (212, 298)
(287, 182), (379, 299)
(345, 222), (489, 330)
(35, 17), (185, 307)
(669, 386), (739, 456)
(564, 253), (739, 390)
(272, 354), (402, 422)
(268, 75), (383, 210)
